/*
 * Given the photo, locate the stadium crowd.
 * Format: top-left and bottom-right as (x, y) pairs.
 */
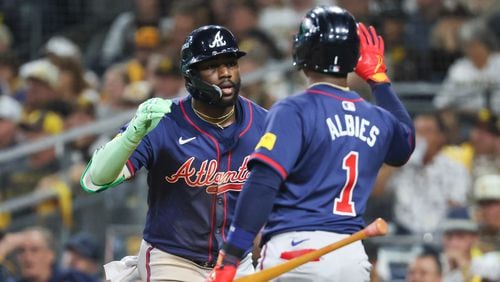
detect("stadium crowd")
(0, 0), (499, 281)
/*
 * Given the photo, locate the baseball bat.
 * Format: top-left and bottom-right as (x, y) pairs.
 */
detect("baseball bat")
(234, 218), (388, 282)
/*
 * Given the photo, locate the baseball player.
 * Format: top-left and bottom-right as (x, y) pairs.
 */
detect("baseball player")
(80, 25), (267, 281)
(207, 6), (415, 282)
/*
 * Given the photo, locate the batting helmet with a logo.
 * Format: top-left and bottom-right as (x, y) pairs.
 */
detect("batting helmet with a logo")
(181, 25), (246, 104)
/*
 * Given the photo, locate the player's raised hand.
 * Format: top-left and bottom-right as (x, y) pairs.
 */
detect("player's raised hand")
(355, 22), (390, 84)
(205, 251), (239, 282)
(123, 97), (172, 144)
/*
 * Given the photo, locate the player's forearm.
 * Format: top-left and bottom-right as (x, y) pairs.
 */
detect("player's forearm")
(371, 83), (413, 128)
(226, 163), (282, 253)
(88, 134), (138, 185)
(372, 83), (416, 165)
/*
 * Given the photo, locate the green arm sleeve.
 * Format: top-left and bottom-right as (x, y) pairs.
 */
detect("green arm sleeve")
(81, 97), (172, 193)
(80, 134), (138, 193)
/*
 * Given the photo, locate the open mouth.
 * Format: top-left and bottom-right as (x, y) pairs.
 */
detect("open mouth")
(221, 86), (233, 95)
(219, 82), (234, 95)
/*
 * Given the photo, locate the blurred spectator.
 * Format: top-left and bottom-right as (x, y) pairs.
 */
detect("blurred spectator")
(65, 107), (97, 162)
(62, 232), (103, 279)
(257, 0), (315, 56)
(434, 19), (500, 114)
(211, 0), (236, 26)
(469, 110), (500, 178)
(44, 36), (82, 65)
(10, 109), (63, 176)
(473, 174), (500, 253)
(100, 0), (168, 68)
(471, 251), (500, 282)
(121, 80), (152, 105)
(64, 105), (99, 192)
(19, 59), (72, 117)
(486, 10), (500, 44)
(0, 52), (24, 101)
(404, 0), (445, 81)
(406, 250), (443, 282)
(429, 4), (471, 81)
(0, 24), (12, 54)
(125, 26), (161, 83)
(464, 0), (500, 17)
(54, 58), (100, 110)
(378, 6), (414, 81)
(0, 227), (98, 282)
(0, 95), (22, 230)
(0, 109), (64, 230)
(162, 0), (212, 62)
(372, 112), (471, 234)
(0, 95), (22, 149)
(238, 35), (279, 108)
(439, 108), (465, 145)
(148, 55), (185, 99)
(97, 63), (133, 119)
(226, 1), (283, 61)
(43, 36), (99, 92)
(442, 109), (499, 182)
(227, 1), (260, 40)
(440, 207), (480, 282)
(337, 0), (377, 25)
(257, 0), (296, 55)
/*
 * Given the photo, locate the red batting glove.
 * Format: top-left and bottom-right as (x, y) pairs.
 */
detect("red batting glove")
(205, 251), (238, 282)
(355, 23), (390, 84)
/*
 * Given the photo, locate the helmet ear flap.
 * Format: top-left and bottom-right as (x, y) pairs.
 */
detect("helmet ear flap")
(183, 65), (223, 104)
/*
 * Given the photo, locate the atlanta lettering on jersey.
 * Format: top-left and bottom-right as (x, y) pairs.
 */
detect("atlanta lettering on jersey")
(326, 114), (380, 147)
(165, 156), (250, 194)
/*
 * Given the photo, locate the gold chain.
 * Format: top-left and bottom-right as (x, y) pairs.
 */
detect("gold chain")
(191, 103), (235, 129)
(192, 104), (235, 121)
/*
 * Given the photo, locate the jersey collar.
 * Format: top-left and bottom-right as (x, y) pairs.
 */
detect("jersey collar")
(308, 82), (350, 91)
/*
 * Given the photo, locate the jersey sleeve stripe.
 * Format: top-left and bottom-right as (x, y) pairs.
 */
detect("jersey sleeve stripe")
(250, 152), (287, 179)
(126, 159), (135, 176)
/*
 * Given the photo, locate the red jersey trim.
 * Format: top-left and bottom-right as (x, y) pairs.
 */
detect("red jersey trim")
(307, 89), (364, 102)
(126, 159), (135, 176)
(145, 245), (153, 282)
(180, 99), (221, 263)
(239, 98), (254, 138)
(250, 153), (287, 179)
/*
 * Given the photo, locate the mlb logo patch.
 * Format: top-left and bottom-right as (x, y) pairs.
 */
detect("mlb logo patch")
(342, 101), (356, 111)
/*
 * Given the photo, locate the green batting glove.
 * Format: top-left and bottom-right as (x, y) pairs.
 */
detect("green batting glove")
(122, 98), (172, 145)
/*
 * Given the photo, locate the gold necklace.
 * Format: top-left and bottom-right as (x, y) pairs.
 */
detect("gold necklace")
(192, 105), (235, 121)
(191, 103), (235, 129)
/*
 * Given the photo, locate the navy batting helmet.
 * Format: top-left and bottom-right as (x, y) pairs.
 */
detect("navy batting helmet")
(293, 6), (359, 76)
(181, 25), (246, 104)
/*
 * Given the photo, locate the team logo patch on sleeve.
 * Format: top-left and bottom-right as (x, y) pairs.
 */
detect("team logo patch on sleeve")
(255, 132), (277, 151)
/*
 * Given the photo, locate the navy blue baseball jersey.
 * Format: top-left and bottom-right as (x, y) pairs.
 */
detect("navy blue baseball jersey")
(122, 95), (267, 264)
(249, 83), (413, 241)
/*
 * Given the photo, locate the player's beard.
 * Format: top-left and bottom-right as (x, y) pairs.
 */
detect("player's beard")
(210, 79), (241, 108)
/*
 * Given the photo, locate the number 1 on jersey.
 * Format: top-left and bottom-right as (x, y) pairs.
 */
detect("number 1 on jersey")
(333, 151), (358, 216)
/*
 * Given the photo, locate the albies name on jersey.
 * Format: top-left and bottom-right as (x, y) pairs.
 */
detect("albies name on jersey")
(326, 114), (380, 147)
(166, 156), (250, 194)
